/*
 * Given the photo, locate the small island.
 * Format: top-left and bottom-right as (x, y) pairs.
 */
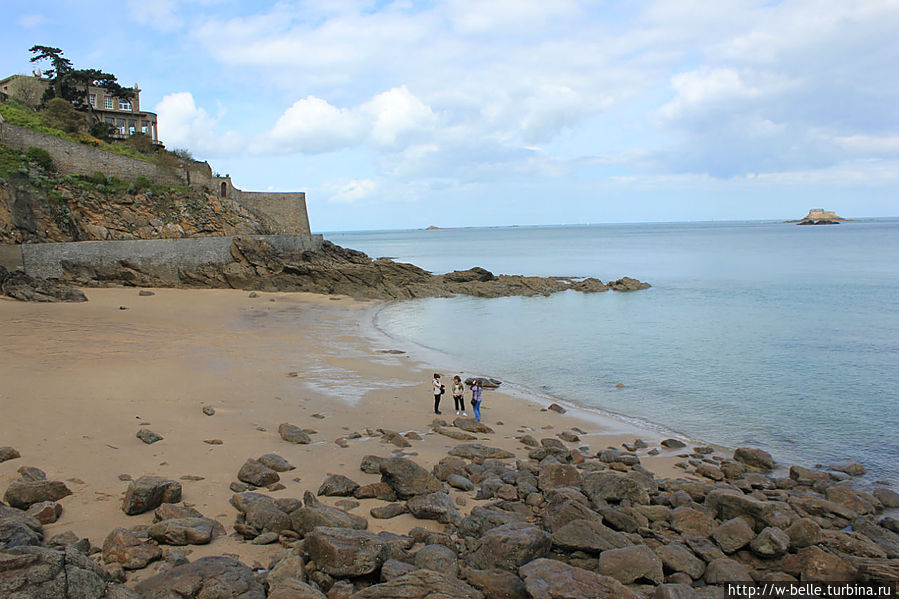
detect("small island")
(791, 208), (847, 225)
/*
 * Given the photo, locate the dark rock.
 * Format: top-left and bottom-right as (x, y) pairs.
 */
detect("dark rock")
(279, 422), (312, 444)
(382, 431), (411, 447)
(0, 447), (21, 463)
(733, 447), (775, 471)
(305, 526), (408, 577)
(470, 522), (552, 571)
(831, 461), (866, 476)
(712, 517), (755, 553)
(652, 584), (701, 599)
(551, 519), (630, 553)
(653, 543), (705, 579)
(4, 480), (72, 509)
(537, 463), (580, 491)
(122, 475), (181, 515)
(290, 502), (367, 537)
(546, 403), (566, 414)
(201, 405), (215, 416)
(570, 277), (608, 292)
(0, 267), (87, 302)
(153, 503), (203, 521)
(370, 503), (406, 519)
(785, 517), (824, 549)
(270, 579), (327, 599)
(750, 526), (790, 557)
(102, 527), (162, 569)
(704, 557), (752, 583)
(25, 501), (62, 524)
(463, 567), (529, 599)
(136, 428), (163, 444)
(781, 545), (856, 581)
(789, 465), (830, 485)
(661, 439), (687, 449)
(350, 568), (483, 599)
(598, 545), (664, 584)
(318, 474), (360, 497)
(455, 418), (494, 433)
(0, 545), (108, 599)
(435, 425), (478, 440)
(695, 463), (725, 481)
(0, 514), (43, 549)
(415, 543), (458, 575)
(449, 443), (515, 462)
(407, 491), (462, 525)
(379, 457), (442, 498)
(447, 473), (475, 491)
(465, 376), (502, 388)
(148, 517), (223, 545)
(238, 458), (280, 487)
(581, 471), (649, 505)
(459, 505), (525, 538)
(135, 556), (265, 598)
(380, 558), (417, 581)
(873, 487), (899, 508)
(354, 482), (397, 501)
(607, 276), (651, 291)
(518, 557), (640, 599)
(17, 466), (47, 481)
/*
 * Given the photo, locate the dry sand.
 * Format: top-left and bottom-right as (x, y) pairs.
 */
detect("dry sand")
(0, 287), (695, 567)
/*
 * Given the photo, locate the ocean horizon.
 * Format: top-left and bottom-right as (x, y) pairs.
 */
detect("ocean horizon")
(328, 218), (899, 486)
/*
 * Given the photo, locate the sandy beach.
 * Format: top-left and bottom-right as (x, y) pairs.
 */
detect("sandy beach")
(0, 287), (688, 566)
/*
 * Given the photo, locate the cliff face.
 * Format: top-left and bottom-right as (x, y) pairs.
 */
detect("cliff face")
(0, 180), (273, 244)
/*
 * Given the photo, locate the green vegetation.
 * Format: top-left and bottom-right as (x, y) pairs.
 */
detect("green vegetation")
(29, 45), (134, 108)
(24, 147), (54, 172)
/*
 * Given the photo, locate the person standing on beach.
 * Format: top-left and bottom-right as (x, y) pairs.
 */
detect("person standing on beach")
(432, 373), (444, 414)
(470, 379), (483, 421)
(452, 375), (466, 416)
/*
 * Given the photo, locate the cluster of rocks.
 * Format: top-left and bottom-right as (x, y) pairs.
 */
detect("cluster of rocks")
(4, 415), (897, 598)
(49, 237), (650, 301)
(0, 264), (87, 302)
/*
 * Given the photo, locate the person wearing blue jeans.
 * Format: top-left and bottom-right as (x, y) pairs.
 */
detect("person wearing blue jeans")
(470, 380), (483, 421)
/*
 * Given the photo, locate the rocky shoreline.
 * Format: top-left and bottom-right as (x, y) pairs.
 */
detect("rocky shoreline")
(2, 236), (650, 302)
(2, 416), (898, 598)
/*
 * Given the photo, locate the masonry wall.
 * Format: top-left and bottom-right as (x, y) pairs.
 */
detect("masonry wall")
(0, 119), (186, 185)
(0, 115), (313, 235)
(16, 234), (323, 281)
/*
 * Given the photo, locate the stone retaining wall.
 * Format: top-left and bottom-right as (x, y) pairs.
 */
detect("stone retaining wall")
(13, 234), (323, 281)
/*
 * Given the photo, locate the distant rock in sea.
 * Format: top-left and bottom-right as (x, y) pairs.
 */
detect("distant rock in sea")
(791, 208), (847, 225)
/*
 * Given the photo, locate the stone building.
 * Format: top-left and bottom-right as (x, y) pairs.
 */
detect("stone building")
(0, 73), (159, 143)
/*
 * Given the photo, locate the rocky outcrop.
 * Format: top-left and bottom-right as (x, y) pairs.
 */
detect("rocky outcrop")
(793, 208), (847, 225)
(0, 265), (86, 302)
(51, 237), (650, 300)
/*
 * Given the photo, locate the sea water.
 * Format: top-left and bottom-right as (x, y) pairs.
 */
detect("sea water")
(327, 220), (899, 483)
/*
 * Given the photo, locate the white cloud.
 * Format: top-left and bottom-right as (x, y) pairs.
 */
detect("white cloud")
(362, 86), (439, 149)
(255, 96), (363, 154)
(155, 92), (242, 156)
(17, 14), (47, 28)
(327, 179), (378, 204)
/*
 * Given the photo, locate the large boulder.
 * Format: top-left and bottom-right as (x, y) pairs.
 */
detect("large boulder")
(551, 519), (631, 553)
(102, 527), (162, 569)
(3, 480), (72, 509)
(537, 464), (580, 491)
(237, 459), (280, 487)
(414, 543), (458, 576)
(454, 418), (494, 433)
(653, 543), (705, 580)
(0, 545), (109, 598)
(122, 476), (181, 515)
(147, 517), (223, 546)
(712, 517), (755, 553)
(304, 527), (409, 578)
(289, 500), (368, 537)
(378, 457), (442, 499)
(581, 472), (649, 505)
(750, 526), (790, 557)
(462, 567), (529, 599)
(470, 522), (552, 571)
(230, 492), (292, 535)
(597, 545), (664, 584)
(518, 558), (640, 599)
(349, 569), (483, 599)
(0, 505), (43, 549)
(780, 546), (856, 581)
(0, 267), (87, 302)
(406, 491), (462, 525)
(0, 447), (20, 463)
(318, 474), (360, 497)
(704, 558), (752, 584)
(459, 505), (526, 538)
(669, 506), (716, 537)
(786, 517), (824, 549)
(733, 447), (775, 471)
(135, 556), (265, 598)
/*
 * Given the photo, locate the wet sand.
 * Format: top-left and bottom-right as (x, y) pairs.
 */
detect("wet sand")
(0, 288), (692, 565)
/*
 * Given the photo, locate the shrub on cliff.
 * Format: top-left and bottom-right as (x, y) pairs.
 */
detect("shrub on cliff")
(40, 97), (88, 134)
(25, 147), (54, 172)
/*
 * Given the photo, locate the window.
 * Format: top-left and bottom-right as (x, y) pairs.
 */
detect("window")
(128, 120), (136, 135)
(119, 99), (132, 110)
(104, 96), (113, 109)
(116, 119), (125, 135)
(105, 117), (114, 124)
(88, 93), (95, 107)
(141, 120), (149, 134)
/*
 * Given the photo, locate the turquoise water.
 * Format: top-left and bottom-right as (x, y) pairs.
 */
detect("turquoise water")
(327, 220), (899, 483)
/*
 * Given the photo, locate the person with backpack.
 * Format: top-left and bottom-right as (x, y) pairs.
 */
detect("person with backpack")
(432, 373), (445, 414)
(470, 379), (483, 421)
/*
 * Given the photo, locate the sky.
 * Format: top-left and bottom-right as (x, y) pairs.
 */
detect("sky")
(2, 0), (898, 231)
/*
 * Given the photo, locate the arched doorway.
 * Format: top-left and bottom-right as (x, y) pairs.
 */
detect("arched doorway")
(220, 182), (227, 198)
